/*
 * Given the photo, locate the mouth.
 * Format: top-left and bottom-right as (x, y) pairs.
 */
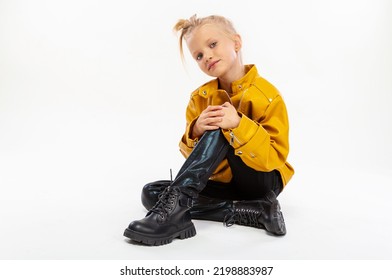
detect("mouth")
(208, 60), (220, 71)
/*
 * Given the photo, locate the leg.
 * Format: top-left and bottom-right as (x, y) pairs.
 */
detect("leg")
(139, 147), (287, 235)
(172, 130), (229, 197)
(224, 149), (287, 235)
(141, 180), (234, 222)
(124, 130), (229, 245)
(226, 147), (283, 199)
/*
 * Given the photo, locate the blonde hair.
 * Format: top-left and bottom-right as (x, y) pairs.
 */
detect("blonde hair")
(173, 14), (238, 61)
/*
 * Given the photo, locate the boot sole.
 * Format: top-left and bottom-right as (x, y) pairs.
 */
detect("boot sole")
(124, 224), (196, 246)
(269, 212), (286, 236)
(268, 203), (286, 236)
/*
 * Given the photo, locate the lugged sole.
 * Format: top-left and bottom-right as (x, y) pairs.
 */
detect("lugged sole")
(124, 224), (197, 246)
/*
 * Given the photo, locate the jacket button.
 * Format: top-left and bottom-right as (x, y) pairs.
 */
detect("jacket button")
(202, 90), (207, 95)
(237, 151), (243, 155)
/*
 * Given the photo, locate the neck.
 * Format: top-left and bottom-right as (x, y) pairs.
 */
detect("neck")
(218, 64), (246, 93)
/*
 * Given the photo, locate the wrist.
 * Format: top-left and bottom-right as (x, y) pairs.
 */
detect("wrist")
(232, 113), (242, 129)
(191, 124), (202, 139)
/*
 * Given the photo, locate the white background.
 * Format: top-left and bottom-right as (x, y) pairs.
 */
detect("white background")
(1, 0), (392, 261)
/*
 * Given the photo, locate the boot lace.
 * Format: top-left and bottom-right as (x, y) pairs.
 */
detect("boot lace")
(150, 187), (178, 220)
(224, 206), (264, 229)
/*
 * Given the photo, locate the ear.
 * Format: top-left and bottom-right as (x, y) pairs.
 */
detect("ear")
(233, 34), (242, 51)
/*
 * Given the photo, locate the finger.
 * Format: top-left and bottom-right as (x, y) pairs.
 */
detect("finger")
(205, 105), (223, 112)
(204, 124), (220, 130)
(221, 102), (232, 108)
(206, 110), (224, 118)
(206, 116), (223, 123)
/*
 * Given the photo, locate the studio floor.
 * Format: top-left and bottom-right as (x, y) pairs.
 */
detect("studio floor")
(1, 162), (391, 260)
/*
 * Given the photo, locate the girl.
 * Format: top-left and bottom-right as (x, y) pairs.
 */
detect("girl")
(124, 15), (294, 246)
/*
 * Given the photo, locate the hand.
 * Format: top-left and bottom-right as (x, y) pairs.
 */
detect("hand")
(192, 102), (241, 138)
(192, 105), (224, 138)
(217, 102), (241, 130)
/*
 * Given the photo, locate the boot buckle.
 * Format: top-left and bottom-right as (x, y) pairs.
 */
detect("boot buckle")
(179, 196), (194, 208)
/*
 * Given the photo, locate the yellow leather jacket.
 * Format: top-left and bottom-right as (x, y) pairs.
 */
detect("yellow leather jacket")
(179, 65), (294, 187)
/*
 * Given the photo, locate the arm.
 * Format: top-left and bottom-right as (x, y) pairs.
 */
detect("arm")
(222, 95), (290, 172)
(179, 98), (201, 158)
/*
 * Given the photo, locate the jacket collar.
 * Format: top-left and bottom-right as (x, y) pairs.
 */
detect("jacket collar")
(198, 64), (258, 98)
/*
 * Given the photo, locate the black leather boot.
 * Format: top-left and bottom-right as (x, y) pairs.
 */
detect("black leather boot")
(141, 180), (172, 211)
(124, 186), (196, 245)
(141, 180), (233, 222)
(224, 191), (286, 236)
(124, 130), (230, 245)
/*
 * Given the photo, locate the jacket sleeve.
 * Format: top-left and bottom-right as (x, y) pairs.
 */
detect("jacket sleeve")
(179, 97), (200, 158)
(222, 95), (290, 172)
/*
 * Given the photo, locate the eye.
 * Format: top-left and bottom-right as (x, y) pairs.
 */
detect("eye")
(210, 42), (217, 48)
(196, 53), (203, 61)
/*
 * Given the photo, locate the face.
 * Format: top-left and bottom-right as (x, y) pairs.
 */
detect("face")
(185, 24), (242, 79)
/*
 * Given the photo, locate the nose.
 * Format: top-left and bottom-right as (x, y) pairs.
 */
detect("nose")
(205, 55), (213, 65)
(204, 50), (213, 63)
